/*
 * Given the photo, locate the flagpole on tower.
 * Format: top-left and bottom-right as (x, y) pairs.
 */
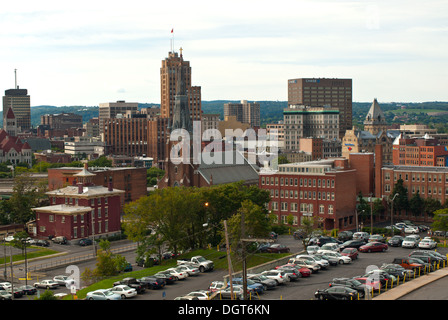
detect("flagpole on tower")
(171, 28), (174, 53)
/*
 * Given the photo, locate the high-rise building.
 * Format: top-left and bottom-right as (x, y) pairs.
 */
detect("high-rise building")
(160, 50), (201, 125)
(224, 100), (260, 128)
(98, 100), (138, 130)
(283, 105), (339, 151)
(287, 78), (352, 135)
(3, 87), (31, 133)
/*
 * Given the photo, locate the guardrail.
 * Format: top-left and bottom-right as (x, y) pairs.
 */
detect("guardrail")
(27, 242), (138, 272)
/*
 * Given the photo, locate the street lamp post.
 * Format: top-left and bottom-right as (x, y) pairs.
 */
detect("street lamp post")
(391, 193), (399, 235)
(21, 239), (28, 287)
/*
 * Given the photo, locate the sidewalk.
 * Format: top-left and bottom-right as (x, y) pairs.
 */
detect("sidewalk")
(373, 268), (448, 300)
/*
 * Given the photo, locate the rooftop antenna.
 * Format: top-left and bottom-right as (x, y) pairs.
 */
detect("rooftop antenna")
(14, 69), (17, 89)
(170, 28), (174, 53)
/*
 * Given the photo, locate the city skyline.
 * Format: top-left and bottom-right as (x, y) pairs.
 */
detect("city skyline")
(1, 0), (447, 107)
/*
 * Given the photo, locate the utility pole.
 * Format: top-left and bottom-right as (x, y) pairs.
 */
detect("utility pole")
(223, 220), (234, 300)
(241, 211), (247, 300)
(10, 246), (14, 300)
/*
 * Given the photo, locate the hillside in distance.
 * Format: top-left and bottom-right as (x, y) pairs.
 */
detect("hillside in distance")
(1, 101), (446, 132)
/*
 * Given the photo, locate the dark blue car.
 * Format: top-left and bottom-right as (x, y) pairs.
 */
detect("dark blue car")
(230, 278), (264, 294)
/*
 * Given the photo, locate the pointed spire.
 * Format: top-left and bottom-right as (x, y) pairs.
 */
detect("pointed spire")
(365, 98), (386, 124)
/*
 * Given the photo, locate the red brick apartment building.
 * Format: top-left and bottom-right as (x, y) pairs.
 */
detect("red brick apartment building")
(47, 166), (147, 204)
(259, 153), (374, 231)
(393, 135), (448, 167)
(33, 166), (123, 240)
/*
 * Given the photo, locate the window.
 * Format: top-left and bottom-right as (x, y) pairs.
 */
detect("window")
(328, 205), (334, 214)
(49, 215), (54, 222)
(319, 205), (325, 214)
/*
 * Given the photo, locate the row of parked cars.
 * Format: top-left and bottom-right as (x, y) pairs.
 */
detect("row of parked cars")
(85, 256), (214, 300)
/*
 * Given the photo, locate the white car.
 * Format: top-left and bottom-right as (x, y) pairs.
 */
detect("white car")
(318, 250), (352, 264)
(306, 245), (320, 254)
(320, 243), (341, 252)
(166, 267), (189, 280)
(261, 270), (289, 284)
(402, 235), (421, 248)
(0, 282), (12, 290)
(177, 264), (200, 276)
(34, 280), (59, 289)
(288, 258), (321, 273)
(295, 254), (329, 269)
(109, 285), (137, 299)
(208, 281), (226, 292)
(404, 226), (420, 234)
(418, 238), (437, 249)
(53, 275), (75, 286)
(187, 290), (210, 300)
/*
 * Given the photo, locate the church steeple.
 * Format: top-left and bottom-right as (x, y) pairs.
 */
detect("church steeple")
(364, 98), (387, 135)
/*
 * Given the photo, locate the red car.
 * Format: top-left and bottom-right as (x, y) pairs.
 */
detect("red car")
(353, 276), (382, 291)
(265, 244), (290, 253)
(359, 242), (388, 253)
(341, 247), (358, 260)
(275, 263), (311, 277)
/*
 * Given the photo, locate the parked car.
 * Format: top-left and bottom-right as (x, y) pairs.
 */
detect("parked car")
(261, 270), (289, 284)
(277, 263), (312, 277)
(407, 257), (433, 273)
(418, 225), (431, 232)
(363, 269), (397, 286)
(269, 231), (278, 240)
(320, 243), (340, 252)
(187, 290), (210, 300)
(404, 226), (420, 234)
(166, 267), (189, 280)
(306, 245), (320, 254)
(265, 244), (290, 253)
(352, 232), (370, 242)
(329, 278), (366, 298)
(0, 291), (12, 300)
(295, 254), (329, 269)
(109, 285), (137, 299)
(339, 239), (366, 250)
(177, 264), (200, 276)
(77, 238), (93, 246)
(208, 281), (226, 293)
(217, 286), (244, 300)
(359, 242), (388, 253)
(174, 295), (199, 300)
(317, 250), (352, 264)
(35, 239), (50, 247)
(392, 258), (424, 272)
(231, 278), (264, 294)
(313, 253), (339, 266)
(53, 275), (75, 286)
(316, 236), (342, 247)
(247, 274), (278, 290)
(380, 264), (409, 280)
(138, 276), (166, 290)
(353, 276), (382, 291)
(33, 279), (59, 289)
(293, 229), (306, 240)
(113, 277), (146, 294)
(418, 238), (437, 249)
(388, 235), (404, 247)
(86, 289), (122, 300)
(0, 282), (11, 291)
(18, 285), (37, 295)
(288, 258), (321, 273)
(368, 234), (386, 243)
(337, 231), (353, 242)
(153, 271), (177, 284)
(402, 235), (421, 248)
(341, 248), (358, 260)
(410, 250), (447, 265)
(314, 286), (359, 300)
(409, 251), (442, 266)
(275, 266), (302, 281)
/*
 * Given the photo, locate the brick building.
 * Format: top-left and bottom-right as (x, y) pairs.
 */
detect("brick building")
(33, 165), (124, 240)
(47, 166), (147, 204)
(392, 134), (448, 167)
(259, 154), (374, 231)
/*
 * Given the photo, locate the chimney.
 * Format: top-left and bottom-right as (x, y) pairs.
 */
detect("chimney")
(108, 181), (113, 192)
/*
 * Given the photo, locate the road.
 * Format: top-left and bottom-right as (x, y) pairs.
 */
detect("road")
(5, 233), (448, 300)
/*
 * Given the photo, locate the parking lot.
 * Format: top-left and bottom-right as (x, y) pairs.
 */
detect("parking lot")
(6, 232), (448, 300)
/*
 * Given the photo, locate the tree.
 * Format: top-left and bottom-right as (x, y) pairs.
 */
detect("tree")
(409, 191), (425, 217)
(392, 179), (409, 215)
(431, 208), (448, 235)
(8, 173), (48, 224)
(424, 197), (442, 218)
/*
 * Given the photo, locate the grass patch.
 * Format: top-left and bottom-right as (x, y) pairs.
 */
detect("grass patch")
(71, 249), (290, 300)
(0, 244), (59, 265)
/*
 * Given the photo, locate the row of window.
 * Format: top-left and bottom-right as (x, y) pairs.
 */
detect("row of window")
(385, 172), (448, 183)
(38, 222), (109, 238)
(267, 188), (335, 201)
(261, 176), (335, 188)
(270, 201), (334, 214)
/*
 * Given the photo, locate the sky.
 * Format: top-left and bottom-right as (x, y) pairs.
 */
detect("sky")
(1, 0), (447, 107)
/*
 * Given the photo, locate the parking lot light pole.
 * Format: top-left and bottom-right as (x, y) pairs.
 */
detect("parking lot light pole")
(390, 193), (399, 235)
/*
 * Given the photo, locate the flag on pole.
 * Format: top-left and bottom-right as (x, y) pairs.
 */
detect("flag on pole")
(171, 29), (173, 33)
